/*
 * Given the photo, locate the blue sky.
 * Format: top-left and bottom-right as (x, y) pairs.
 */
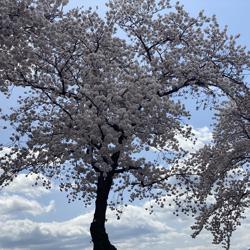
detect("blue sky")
(0, 1), (250, 250)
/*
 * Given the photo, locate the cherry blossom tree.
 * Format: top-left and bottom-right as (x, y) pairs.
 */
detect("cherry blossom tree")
(187, 92), (250, 250)
(0, 0), (249, 249)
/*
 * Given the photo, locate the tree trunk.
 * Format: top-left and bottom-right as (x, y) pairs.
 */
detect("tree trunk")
(90, 173), (117, 250)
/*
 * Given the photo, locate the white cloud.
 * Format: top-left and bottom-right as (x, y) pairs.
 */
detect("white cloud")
(176, 126), (212, 153)
(0, 148), (55, 197)
(0, 214), (92, 250)
(0, 146), (12, 156)
(193, 127), (213, 142)
(0, 195), (55, 216)
(149, 126), (213, 156)
(109, 204), (249, 250)
(3, 173), (52, 198)
(175, 246), (216, 250)
(0, 170), (56, 220)
(0, 199), (248, 250)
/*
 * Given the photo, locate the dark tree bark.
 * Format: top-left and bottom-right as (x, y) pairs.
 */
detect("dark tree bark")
(90, 173), (117, 250)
